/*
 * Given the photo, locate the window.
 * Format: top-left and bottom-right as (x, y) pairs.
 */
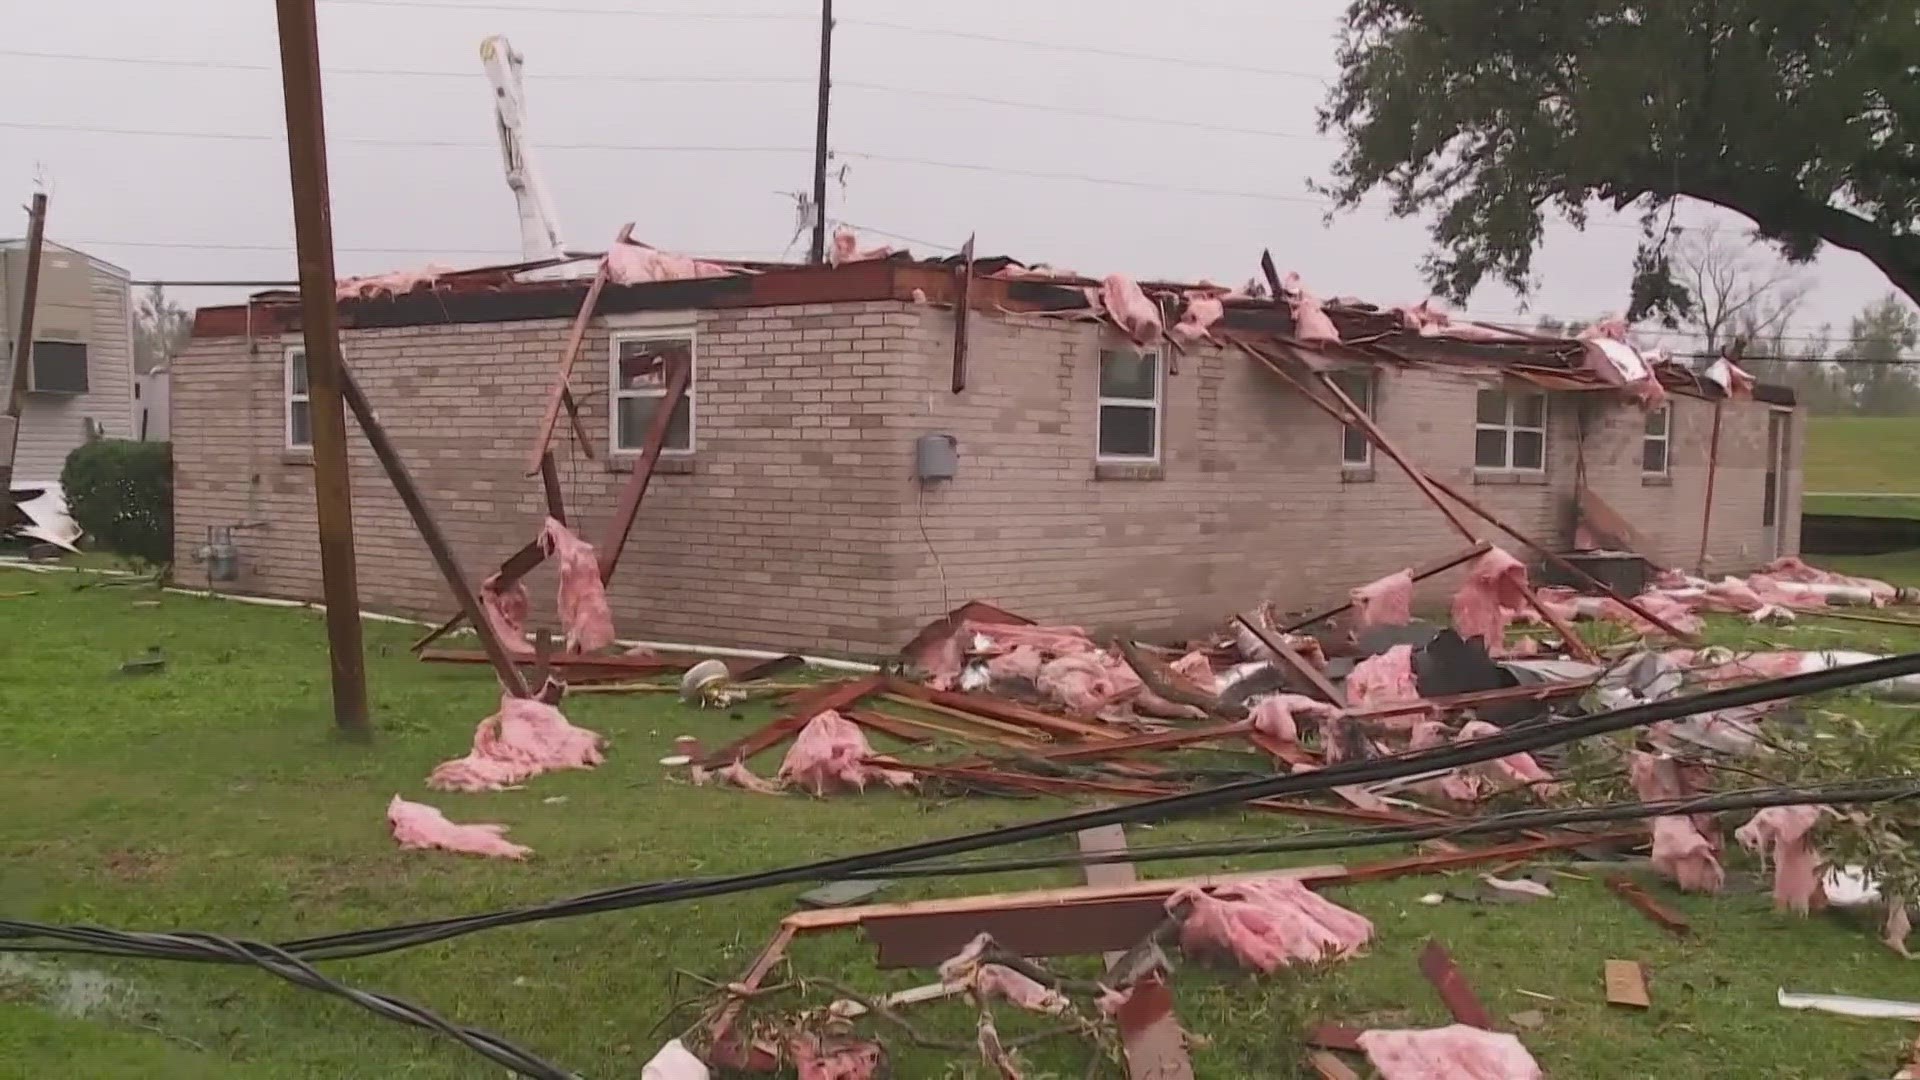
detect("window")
(285, 347), (310, 450)
(1473, 387), (1546, 471)
(27, 340), (88, 394)
(611, 331), (694, 454)
(1330, 370), (1375, 467)
(1096, 348), (1161, 461)
(1642, 404), (1671, 475)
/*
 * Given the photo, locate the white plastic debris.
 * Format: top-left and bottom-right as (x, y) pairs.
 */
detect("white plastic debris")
(1825, 866), (1883, 908)
(642, 1038), (710, 1079)
(1482, 874), (1555, 898)
(1777, 988), (1920, 1020)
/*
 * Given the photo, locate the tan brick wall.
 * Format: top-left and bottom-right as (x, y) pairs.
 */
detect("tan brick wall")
(171, 302), (916, 655)
(876, 311), (1805, 643)
(172, 300), (1806, 657)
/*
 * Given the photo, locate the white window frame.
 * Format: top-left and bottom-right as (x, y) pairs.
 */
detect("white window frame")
(1095, 347), (1163, 463)
(1642, 403), (1672, 476)
(1331, 370), (1375, 467)
(609, 327), (697, 456)
(284, 345), (310, 450)
(1473, 387), (1547, 472)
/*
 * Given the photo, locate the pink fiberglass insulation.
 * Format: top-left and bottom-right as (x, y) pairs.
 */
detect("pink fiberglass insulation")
(789, 1033), (884, 1080)
(479, 571), (535, 656)
(983, 645), (1046, 684)
(335, 264), (451, 301)
(428, 695), (606, 792)
(1089, 273), (1164, 347)
(1351, 569), (1415, 629)
(1357, 1025), (1543, 1080)
(1623, 592), (1705, 636)
(1346, 644), (1420, 708)
(1454, 719), (1560, 799)
(1167, 875), (1372, 973)
(1035, 652), (1141, 715)
(1394, 299), (1526, 343)
(1762, 556), (1898, 604)
(539, 516), (615, 654)
(602, 241), (732, 285)
(692, 759), (785, 795)
(1736, 805), (1829, 914)
(828, 226), (893, 267)
(1280, 271), (1341, 345)
(1451, 548), (1532, 652)
(386, 795), (532, 859)
(971, 965), (1070, 1015)
(777, 710), (917, 796)
(1651, 816), (1725, 893)
(1247, 693), (1339, 748)
(1409, 720), (1485, 802)
(1168, 649), (1219, 693)
(1170, 292), (1225, 345)
(1689, 650), (1820, 688)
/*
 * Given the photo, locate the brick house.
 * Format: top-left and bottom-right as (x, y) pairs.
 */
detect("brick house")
(170, 256), (1805, 657)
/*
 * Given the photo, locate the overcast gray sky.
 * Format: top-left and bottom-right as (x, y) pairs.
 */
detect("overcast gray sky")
(2, 0), (1902, 352)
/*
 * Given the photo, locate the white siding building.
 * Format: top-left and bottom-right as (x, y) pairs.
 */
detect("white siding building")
(0, 241), (136, 483)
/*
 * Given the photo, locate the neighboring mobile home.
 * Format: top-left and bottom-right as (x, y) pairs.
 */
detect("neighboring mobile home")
(0, 239), (136, 483)
(169, 252), (1803, 656)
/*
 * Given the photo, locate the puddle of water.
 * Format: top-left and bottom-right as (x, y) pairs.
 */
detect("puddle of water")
(0, 954), (127, 1017)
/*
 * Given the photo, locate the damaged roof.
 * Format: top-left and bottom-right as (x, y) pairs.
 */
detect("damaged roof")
(189, 237), (1793, 406)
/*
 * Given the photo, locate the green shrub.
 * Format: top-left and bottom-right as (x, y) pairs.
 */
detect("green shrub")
(60, 439), (172, 567)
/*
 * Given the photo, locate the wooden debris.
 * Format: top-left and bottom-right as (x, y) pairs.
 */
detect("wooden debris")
(1604, 960), (1651, 1009)
(1077, 824), (1137, 966)
(1418, 940), (1495, 1029)
(1308, 1051), (1363, 1080)
(1605, 875), (1692, 936)
(1113, 974), (1195, 1080)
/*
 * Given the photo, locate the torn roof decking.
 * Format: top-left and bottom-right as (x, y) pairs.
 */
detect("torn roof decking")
(187, 251), (1794, 406)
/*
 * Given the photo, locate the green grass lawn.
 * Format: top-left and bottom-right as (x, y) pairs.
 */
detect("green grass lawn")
(1804, 494), (1920, 520)
(1805, 416), (1920, 495)
(5, 567), (1920, 1078)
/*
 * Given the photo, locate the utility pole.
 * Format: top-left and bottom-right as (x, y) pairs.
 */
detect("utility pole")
(274, 0), (372, 741)
(807, 0), (833, 264)
(0, 191), (49, 503)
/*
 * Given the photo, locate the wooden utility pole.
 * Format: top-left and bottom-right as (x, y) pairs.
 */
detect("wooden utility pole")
(274, 0), (371, 740)
(807, 0), (834, 264)
(0, 191), (49, 501)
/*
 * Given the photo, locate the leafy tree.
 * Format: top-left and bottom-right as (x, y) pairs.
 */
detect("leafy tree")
(1835, 293), (1920, 415)
(1319, 1), (1920, 313)
(134, 285), (191, 374)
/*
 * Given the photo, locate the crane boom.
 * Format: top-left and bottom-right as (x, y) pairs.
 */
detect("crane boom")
(480, 35), (566, 262)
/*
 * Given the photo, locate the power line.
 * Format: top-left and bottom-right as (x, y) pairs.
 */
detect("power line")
(841, 18), (1334, 81)
(839, 81), (1330, 142)
(0, 118), (807, 154)
(319, 0), (806, 20)
(0, 47), (809, 84)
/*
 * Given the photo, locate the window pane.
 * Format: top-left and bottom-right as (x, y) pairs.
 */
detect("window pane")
(617, 338), (692, 389)
(1475, 388), (1507, 425)
(1098, 405), (1156, 458)
(1099, 350), (1158, 401)
(289, 351), (308, 395)
(1332, 371), (1372, 413)
(289, 400), (311, 447)
(1643, 438), (1667, 474)
(1512, 430), (1545, 470)
(1342, 426), (1371, 465)
(1645, 407), (1668, 437)
(1514, 392), (1546, 429)
(617, 394), (692, 452)
(1474, 428), (1508, 468)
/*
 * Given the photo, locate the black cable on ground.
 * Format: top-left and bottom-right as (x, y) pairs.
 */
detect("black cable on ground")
(6, 651), (1917, 970)
(843, 778), (1920, 880)
(5, 923), (577, 1080)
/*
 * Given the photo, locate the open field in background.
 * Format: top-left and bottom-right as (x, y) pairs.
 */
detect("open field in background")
(5, 563), (1920, 1077)
(1805, 416), (1920, 502)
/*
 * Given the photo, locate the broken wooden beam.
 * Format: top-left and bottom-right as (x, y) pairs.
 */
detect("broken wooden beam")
(842, 708), (935, 746)
(1604, 959), (1651, 1009)
(1233, 613), (1346, 705)
(525, 222), (630, 475)
(951, 232), (974, 393)
(1116, 637), (1246, 719)
(1113, 974), (1195, 1080)
(1418, 940), (1495, 1030)
(538, 450), (566, 524)
(594, 353), (690, 583)
(1605, 875), (1692, 936)
(884, 679), (1122, 741)
(704, 923), (795, 1070)
(1077, 824), (1137, 967)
